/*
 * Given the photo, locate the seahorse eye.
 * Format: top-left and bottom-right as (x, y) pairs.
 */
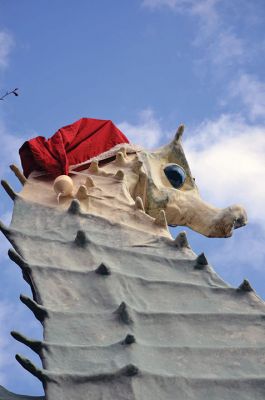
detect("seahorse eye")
(164, 164), (186, 189)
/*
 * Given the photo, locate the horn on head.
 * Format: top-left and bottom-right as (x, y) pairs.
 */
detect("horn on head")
(174, 124), (185, 143)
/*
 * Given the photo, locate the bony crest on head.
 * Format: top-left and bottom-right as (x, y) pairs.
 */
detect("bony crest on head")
(76, 185), (89, 200)
(114, 170), (125, 181)
(115, 151), (127, 166)
(134, 196), (145, 212)
(85, 176), (95, 188)
(88, 160), (99, 174)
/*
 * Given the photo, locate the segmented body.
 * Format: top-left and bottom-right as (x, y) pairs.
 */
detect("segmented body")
(0, 143), (264, 400)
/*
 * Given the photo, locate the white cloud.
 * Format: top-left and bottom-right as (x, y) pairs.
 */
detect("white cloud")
(209, 30), (245, 66)
(191, 0), (219, 19)
(0, 31), (14, 69)
(184, 114), (265, 225)
(193, 30), (246, 80)
(142, 0), (180, 9)
(142, 0), (251, 76)
(118, 108), (168, 149)
(229, 73), (265, 121)
(184, 114), (265, 271)
(142, 0), (220, 36)
(142, 0), (218, 16)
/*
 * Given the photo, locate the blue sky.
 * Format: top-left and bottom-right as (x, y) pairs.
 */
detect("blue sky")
(0, 0), (265, 396)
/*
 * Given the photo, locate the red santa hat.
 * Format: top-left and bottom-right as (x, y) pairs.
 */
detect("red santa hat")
(19, 118), (129, 178)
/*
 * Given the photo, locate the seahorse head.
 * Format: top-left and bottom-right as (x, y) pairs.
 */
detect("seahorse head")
(12, 120), (247, 239)
(137, 124), (247, 237)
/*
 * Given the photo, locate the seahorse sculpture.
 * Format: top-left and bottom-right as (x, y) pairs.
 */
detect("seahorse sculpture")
(0, 119), (264, 400)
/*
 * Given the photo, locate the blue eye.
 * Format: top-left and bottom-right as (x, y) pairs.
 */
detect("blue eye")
(164, 164), (186, 189)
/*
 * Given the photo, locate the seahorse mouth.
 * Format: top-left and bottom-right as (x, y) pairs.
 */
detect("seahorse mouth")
(233, 217), (247, 229)
(207, 205), (248, 238)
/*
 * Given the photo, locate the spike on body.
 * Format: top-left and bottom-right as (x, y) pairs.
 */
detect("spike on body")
(85, 176), (95, 188)
(174, 231), (190, 248)
(95, 263), (111, 275)
(74, 230), (89, 247)
(115, 151), (127, 166)
(10, 164), (27, 185)
(122, 334), (136, 345)
(68, 199), (81, 214)
(135, 196), (144, 211)
(76, 185), (89, 200)
(155, 210), (168, 228)
(1, 180), (17, 200)
(88, 161), (99, 174)
(115, 302), (132, 325)
(238, 279), (253, 292)
(194, 253), (208, 269)
(20, 295), (47, 322)
(114, 170), (124, 181)
(11, 331), (42, 354)
(15, 354), (44, 382)
(119, 147), (127, 157)
(123, 364), (139, 376)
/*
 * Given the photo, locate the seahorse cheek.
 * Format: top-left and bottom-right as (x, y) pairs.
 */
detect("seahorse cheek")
(164, 203), (182, 225)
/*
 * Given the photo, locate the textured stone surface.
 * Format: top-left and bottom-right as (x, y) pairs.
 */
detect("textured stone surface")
(0, 140), (262, 399)
(0, 196), (265, 399)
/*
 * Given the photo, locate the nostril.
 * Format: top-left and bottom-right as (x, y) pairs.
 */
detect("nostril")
(234, 217), (246, 229)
